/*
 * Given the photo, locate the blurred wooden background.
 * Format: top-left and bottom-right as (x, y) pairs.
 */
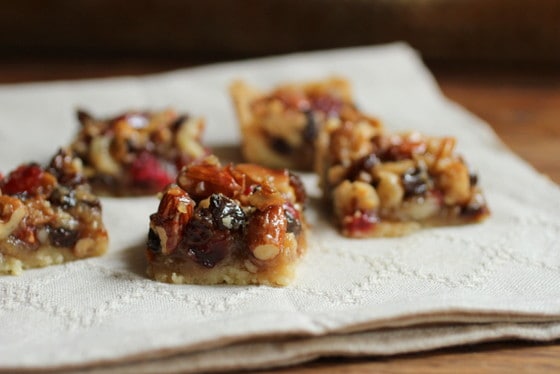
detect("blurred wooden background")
(1, 0), (559, 64)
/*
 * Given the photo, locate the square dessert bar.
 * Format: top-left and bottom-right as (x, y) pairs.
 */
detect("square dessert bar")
(230, 77), (382, 170)
(0, 150), (108, 274)
(316, 120), (490, 237)
(70, 109), (209, 196)
(147, 156), (307, 286)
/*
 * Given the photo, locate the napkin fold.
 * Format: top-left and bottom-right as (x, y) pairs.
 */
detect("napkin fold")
(1, 43), (559, 372)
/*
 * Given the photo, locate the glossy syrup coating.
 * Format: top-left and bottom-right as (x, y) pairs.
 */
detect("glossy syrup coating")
(230, 77), (383, 170)
(316, 119), (490, 237)
(0, 149), (108, 275)
(70, 109), (209, 196)
(147, 156), (307, 286)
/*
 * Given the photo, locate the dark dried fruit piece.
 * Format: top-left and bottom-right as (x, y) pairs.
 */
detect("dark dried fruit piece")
(469, 172), (478, 186)
(208, 194), (246, 230)
(346, 154), (380, 182)
(147, 228), (162, 253)
(283, 203), (301, 234)
(49, 227), (80, 248)
(48, 186), (77, 208)
(180, 209), (233, 268)
(270, 137), (293, 155)
(302, 110), (317, 143)
(146, 157), (307, 285)
(402, 167), (431, 198)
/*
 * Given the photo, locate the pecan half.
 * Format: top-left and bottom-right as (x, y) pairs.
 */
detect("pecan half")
(149, 185), (194, 255)
(178, 157), (241, 200)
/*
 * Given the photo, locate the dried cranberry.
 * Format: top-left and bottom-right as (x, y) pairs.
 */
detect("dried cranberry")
(129, 151), (174, 190)
(345, 211), (378, 235)
(180, 209), (234, 268)
(183, 210), (214, 244)
(49, 227), (79, 248)
(1, 164), (50, 196)
(309, 95), (342, 116)
(186, 235), (232, 268)
(208, 194), (246, 230)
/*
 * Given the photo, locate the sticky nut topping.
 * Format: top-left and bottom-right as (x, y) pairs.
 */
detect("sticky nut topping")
(0, 158), (106, 252)
(325, 127), (484, 216)
(72, 109), (209, 194)
(149, 157), (306, 269)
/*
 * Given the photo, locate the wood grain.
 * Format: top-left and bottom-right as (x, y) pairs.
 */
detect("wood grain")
(434, 65), (560, 185)
(0, 59), (558, 372)
(260, 341), (560, 373)
(1, 1), (559, 64)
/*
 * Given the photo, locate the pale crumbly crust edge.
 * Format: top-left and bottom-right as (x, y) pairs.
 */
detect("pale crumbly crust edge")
(0, 240), (108, 275)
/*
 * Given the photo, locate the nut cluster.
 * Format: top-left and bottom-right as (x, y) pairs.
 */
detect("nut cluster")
(232, 77), (382, 171)
(0, 150), (107, 255)
(148, 156), (306, 270)
(70, 109), (208, 194)
(317, 118), (489, 236)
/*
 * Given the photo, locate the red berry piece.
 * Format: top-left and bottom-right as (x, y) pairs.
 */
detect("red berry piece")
(1, 164), (54, 196)
(345, 211), (378, 236)
(129, 151), (174, 190)
(310, 94), (342, 116)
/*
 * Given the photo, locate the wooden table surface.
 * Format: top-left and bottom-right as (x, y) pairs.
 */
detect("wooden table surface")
(0, 58), (558, 373)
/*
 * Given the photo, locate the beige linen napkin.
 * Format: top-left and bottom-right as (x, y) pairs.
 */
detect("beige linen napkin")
(0, 43), (559, 372)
